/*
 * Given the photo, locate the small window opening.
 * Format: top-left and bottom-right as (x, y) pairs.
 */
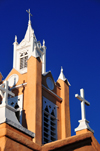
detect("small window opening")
(45, 106), (49, 112)
(20, 52), (28, 69)
(51, 110), (55, 116)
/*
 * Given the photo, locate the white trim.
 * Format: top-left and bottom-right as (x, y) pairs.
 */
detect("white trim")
(18, 68), (27, 74)
(16, 43), (31, 51)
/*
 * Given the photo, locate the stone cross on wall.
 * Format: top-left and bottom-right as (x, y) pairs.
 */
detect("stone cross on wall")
(75, 88), (94, 133)
(0, 81), (15, 105)
(75, 88), (90, 120)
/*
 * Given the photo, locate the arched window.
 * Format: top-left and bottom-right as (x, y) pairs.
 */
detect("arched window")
(20, 52), (28, 69)
(42, 97), (57, 144)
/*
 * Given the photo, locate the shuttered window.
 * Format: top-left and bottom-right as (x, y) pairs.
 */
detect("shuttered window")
(20, 52), (28, 69)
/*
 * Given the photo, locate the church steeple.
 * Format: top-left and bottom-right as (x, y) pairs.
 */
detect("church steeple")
(24, 22), (34, 42)
(13, 9), (46, 74)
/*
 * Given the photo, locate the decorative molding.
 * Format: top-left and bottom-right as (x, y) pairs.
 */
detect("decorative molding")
(18, 68), (27, 74)
(20, 41), (26, 47)
(42, 85), (62, 102)
(17, 43), (31, 50)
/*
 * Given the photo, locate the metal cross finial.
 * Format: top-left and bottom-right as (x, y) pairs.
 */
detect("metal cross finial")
(75, 88), (90, 120)
(26, 9), (33, 21)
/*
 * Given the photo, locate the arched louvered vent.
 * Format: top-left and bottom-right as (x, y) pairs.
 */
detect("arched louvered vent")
(20, 51), (28, 69)
(42, 97), (57, 144)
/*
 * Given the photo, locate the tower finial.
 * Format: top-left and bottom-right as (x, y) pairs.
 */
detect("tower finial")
(26, 9), (33, 24)
(15, 35), (17, 42)
(58, 66), (66, 81)
(57, 66), (70, 86)
(43, 40), (45, 46)
(61, 66), (63, 72)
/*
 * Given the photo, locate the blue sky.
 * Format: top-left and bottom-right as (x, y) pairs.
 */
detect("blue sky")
(0, 0), (100, 143)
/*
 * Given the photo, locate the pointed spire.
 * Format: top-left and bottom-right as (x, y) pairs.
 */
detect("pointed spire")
(24, 9), (34, 42)
(31, 29), (34, 38)
(58, 66), (66, 81)
(58, 66), (70, 86)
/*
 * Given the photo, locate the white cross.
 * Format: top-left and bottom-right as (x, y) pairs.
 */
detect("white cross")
(0, 81), (15, 105)
(75, 88), (90, 120)
(26, 9), (33, 21)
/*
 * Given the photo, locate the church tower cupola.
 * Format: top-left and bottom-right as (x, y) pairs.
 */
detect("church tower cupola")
(13, 9), (46, 74)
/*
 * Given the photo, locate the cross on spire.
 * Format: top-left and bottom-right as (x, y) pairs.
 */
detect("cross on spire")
(26, 9), (33, 21)
(0, 81), (15, 105)
(75, 88), (90, 120)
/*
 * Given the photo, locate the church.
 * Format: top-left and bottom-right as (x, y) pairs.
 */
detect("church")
(0, 9), (100, 150)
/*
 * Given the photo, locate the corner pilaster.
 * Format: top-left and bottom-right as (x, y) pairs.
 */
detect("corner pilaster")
(57, 79), (71, 139)
(26, 56), (42, 145)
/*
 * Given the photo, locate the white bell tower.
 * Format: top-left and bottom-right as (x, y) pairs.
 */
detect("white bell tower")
(13, 9), (46, 74)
